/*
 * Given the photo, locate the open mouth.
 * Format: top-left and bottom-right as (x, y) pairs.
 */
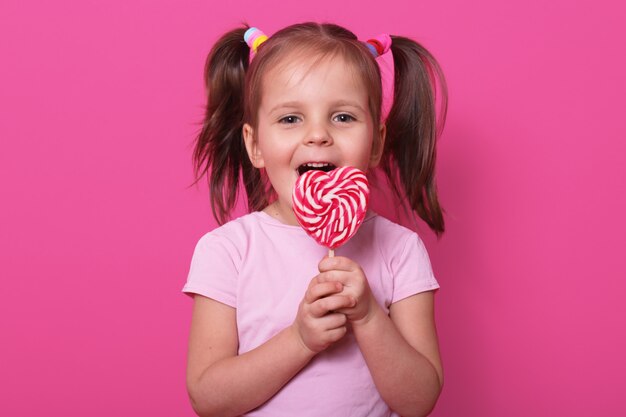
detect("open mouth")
(297, 162), (336, 176)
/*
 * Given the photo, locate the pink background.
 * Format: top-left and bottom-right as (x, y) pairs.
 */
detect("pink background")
(1, 0), (625, 415)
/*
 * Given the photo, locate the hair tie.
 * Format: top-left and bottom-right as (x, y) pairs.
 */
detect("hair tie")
(365, 34), (394, 122)
(366, 34), (392, 57)
(244, 27), (268, 60)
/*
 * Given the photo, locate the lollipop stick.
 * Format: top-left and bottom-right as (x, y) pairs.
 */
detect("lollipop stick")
(328, 249), (334, 258)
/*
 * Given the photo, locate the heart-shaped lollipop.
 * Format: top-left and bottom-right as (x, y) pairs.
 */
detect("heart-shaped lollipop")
(292, 166), (370, 254)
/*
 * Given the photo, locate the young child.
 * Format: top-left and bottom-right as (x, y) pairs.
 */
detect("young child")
(183, 22), (447, 417)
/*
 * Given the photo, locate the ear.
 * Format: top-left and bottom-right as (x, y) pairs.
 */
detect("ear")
(369, 123), (386, 168)
(243, 123), (265, 168)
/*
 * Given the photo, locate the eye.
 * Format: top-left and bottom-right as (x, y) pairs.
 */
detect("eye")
(278, 115), (301, 124)
(334, 113), (356, 123)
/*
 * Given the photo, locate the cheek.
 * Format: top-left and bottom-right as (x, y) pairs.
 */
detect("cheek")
(358, 126), (376, 154)
(256, 139), (295, 175)
(259, 139), (290, 165)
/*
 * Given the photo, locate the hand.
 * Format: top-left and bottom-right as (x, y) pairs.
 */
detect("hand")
(317, 256), (378, 325)
(292, 276), (354, 354)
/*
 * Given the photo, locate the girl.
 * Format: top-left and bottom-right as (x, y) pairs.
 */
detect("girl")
(183, 22), (447, 417)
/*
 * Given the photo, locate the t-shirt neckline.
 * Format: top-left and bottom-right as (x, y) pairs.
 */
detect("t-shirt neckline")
(254, 209), (378, 229)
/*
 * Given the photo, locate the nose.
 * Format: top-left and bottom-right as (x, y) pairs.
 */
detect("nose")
(304, 120), (333, 146)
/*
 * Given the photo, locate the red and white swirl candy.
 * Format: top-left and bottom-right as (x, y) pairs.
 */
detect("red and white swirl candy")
(292, 166), (370, 250)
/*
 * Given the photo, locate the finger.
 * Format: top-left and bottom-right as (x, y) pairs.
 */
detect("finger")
(332, 307), (354, 316)
(310, 294), (355, 317)
(318, 256), (357, 273)
(304, 281), (343, 304)
(316, 270), (351, 286)
(324, 326), (348, 344)
(317, 312), (348, 330)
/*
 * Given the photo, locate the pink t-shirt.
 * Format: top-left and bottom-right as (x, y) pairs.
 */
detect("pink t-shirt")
(183, 211), (439, 416)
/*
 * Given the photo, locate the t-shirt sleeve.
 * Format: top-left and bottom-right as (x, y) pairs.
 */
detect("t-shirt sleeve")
(181, 231), (239, 307)
(390, 232), (440, 303)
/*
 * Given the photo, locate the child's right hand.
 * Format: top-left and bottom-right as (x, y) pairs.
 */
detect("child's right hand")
(292, 277), (355, 354)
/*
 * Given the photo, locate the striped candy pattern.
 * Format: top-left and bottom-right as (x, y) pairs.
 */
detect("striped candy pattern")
(292, 166), (370, 249)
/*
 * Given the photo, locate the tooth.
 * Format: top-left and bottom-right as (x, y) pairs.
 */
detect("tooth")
(301, 162), (333, 169)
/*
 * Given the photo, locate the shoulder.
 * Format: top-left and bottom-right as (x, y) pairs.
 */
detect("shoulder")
(361, 213), (433, 275)
(369, 214), (439, 300)
(195, 211), (264, 245)
(367, 213), (416, 239)
(184, 212), (269, 302)
(363, 213), (426, 255)
(191, 212), (269, 264)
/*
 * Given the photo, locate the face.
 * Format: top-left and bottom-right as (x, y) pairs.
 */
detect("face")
(243, 54), (385, 225)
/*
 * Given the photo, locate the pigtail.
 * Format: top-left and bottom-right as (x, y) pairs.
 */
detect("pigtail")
(192, 27), (264, 225)
(382, 36), (448, 235)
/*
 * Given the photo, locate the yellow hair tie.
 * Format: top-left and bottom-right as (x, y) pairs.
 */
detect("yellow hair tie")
(252, 34), (268, 52)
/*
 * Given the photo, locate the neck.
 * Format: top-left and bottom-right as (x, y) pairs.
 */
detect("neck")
(262, 201), (300, 226)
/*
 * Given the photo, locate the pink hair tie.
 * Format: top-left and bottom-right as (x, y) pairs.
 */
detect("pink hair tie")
(366, 34), (395, 122)
(244, 27), (268, 60)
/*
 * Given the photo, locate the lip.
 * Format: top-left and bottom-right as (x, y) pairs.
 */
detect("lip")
(299, 161), (335, 166)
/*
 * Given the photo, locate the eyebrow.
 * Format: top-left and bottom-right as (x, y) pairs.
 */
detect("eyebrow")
(268, 101), (302, 114)
(268, 100), (366, 114)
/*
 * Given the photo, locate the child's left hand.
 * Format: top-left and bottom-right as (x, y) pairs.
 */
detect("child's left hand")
(316, 256), (380, 325)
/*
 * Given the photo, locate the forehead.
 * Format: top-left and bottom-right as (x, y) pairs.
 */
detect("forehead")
(259, 51), (368, 106)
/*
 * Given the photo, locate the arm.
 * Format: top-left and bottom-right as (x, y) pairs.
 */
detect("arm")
(318, 256), (443, 417)
(186, 279), (352, 417)
(353, 292), (443, 417)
